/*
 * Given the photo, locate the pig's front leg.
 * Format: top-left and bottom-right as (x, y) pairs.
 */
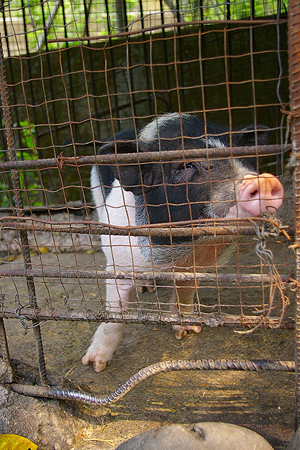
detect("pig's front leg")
(82, 282), (133, 372)
(170, 280), (201, 339)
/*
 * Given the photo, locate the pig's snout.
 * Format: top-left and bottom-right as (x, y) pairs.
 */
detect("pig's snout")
(237, 173), (283, 217)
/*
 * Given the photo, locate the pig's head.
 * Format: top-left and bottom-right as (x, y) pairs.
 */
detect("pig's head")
(100, 113), (283, 224)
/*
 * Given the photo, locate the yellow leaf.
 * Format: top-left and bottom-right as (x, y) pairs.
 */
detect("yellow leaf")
(0, 434), (38, 450)
(1, 254), (20, 262)
(39, 247), (49, 254)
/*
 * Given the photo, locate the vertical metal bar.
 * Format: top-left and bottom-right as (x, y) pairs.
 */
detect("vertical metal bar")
(0, 318), (10, 364)
(0, 315), (13, 383)
(276, 0), (285, 175)
(40, 0), (49, 52)
(175, 0), (185, 112)
(251, 0), (255, 20)
(122, 0), (128, 29)
(0, 35), (48, 385)
(0, 318), (13, 382)
(21, 0), (30, 55)
(83, 0), (90, 37)
(226, 0), (231, 21)
(139, 0), (153, 114)
(159, 0), (172, 110)
(104, 0), (120, 131)
(199, 0), (203, 20)
(122, 1), (135, 125)
(225, 1), (233, 128)
(104, 0), (111, 34)
(126, 36), (137, 126)
(288, 0), (300, 428)
(0, 8), (21, 206)
(1, 4), (10, 57)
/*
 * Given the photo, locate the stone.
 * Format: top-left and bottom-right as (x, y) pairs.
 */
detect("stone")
(287, 427), (300, 450)
(0, 359), (13, 384)
(0, 388), (86, 449)
(116, 422), (273, 450)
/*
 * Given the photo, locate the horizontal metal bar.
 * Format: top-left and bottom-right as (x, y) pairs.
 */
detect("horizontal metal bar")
(0, 216), (291, 238)
(0, 144), (290, 172)
(0, 308), (294, 328)
(0, 267), (290, 284)
(46, 18), (288, 43)
(0, 219), (263, 237)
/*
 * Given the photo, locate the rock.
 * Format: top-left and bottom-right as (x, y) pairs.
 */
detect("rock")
(0, 387), (89, 449)
(116, 422), (273, 450)
(287, 427), (300, 450)
(0, 359), (13, 384)
(0, 385), (9, 407)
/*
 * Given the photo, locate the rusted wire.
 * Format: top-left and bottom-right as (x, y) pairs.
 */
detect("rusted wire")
(10, 358), (295, 406)
(233, 219), (291, 334)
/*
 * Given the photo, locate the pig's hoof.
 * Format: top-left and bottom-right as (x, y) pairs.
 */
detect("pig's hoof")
(82, 354), (109, 372)
(175, 329), (187, 339)
(137, 282), (156, 293)
(173, 325), (202, 340)
(93, 360), (108, 372)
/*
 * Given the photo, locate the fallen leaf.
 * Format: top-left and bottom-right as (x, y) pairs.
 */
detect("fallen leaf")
(0, 434), (38, 449)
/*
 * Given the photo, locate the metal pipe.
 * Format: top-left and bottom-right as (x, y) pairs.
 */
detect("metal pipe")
(0, 308), (294, 328)
(0, 218), (281, 237)
(0, 144), (290, 172)
(0, 267), (290, 283)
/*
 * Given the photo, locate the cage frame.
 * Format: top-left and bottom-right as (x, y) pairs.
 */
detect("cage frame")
(0, 0), (298, 431)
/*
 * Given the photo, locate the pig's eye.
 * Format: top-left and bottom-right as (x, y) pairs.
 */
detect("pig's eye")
(175, 162), (199, 181)
(185, 162), (196, 170)
(176, 163), (196, 172)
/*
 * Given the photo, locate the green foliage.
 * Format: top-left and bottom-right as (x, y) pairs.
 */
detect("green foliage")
(12, 0), (140, 52)
(0, 178), (11, 208)
(0, 120), (43, 209)
(9, 0), (286, 53)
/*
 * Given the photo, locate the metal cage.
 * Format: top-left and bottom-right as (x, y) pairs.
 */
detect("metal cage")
(0, 0), (299, 442)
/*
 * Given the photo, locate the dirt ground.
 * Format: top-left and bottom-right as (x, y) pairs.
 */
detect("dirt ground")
(0, 235), (297, 449)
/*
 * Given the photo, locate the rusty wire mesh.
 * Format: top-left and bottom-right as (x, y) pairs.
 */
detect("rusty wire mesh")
(0, 0), (296, 393)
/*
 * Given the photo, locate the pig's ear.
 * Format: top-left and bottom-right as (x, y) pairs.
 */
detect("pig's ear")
(233, 125), (272, 147)
(99, 140), (152, 195)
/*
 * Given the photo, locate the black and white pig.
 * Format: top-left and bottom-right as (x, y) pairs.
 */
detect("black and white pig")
(83, 113), (284, 372)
